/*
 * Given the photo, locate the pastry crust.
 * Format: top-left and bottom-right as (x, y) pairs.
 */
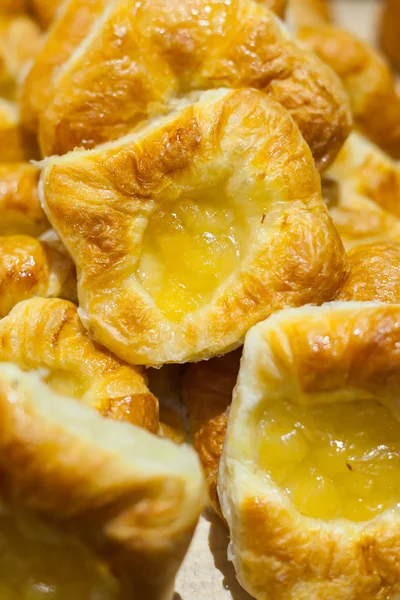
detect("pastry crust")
(0, 362), (205, 599)
(380, 0), (400, 72)
(0, 162), (48, 235)
(219, 301), (400, 600)
(337, 243), (400, 304)
(290, 0), (400, 158)
(35, 0), (350, 168)
(0, 233), (76, 317)
(323, 132), (400, 249)
(41, 88), (347, 366)
(182, 350), (241, 515)
(0, 99), (38, 162)
(26, 0), (63, 27)
(0, 297), (158, 432)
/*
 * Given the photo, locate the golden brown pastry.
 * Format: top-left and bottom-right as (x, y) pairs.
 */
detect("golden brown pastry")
(0, 99), (37, 162)
(0, 162), (48, 235)
(26, 0), (63, 27)
(182, 350), (241, 515)
(289, 0), (400, 158)
(0, 233), (76, 317)
(323, 132), (400, 248)
(0, 362), (205, 599)
(0, 296), (159, 432)
(219, 301), (400, 600)
(0, 12), (41, 100)
(41, 88), (347, 366)
(380, 0), (400, 72)
(25, 0), (351, 167)
(337, 242), (400, 303)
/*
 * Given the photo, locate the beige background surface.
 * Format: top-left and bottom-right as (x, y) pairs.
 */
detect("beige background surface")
(175, 2), (380, 598)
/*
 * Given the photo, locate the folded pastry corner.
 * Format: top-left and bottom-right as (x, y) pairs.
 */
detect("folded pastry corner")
(219, 301), (400, 600)
(0, 362), (206, 599)
(40, 88), (347, 366)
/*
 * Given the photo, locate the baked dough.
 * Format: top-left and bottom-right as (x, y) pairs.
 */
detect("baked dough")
(0, 99), (38, 162)
(0, 296), (159, 432)
(0, 362), (205, 599)
(26, 0), (63, 27)
(182, 350), (241, 515)
(0, 162), (48, 235)
(323, 132), (400, 249)
(33, 0), (350, 168)
(289, 0), (400, 158)
(380, 0), (400, 72)
(41, 88), (347, 366)
(219, 301), (400, 600)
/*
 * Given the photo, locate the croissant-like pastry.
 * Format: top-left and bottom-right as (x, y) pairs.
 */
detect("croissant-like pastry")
(219, 301), (400, 600)
(25, 0), (350, 167)
(0, 296), (159, 432)
(380, 0), (400, 72)
(0, 233), (76, 317)
(323, 131), (400, 248)
(0, 99), (37, 162)
(41, 88), (347, 366)
(26, 0), (63, 27)
(0, 362), (205, 599)
(289, 0), (400, 158)
(0, 162), (48, 235)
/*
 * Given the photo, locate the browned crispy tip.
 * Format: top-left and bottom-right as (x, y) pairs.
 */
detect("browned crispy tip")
(182, 350), (241, 515)
(0, 362), (205, 600)
(380, 0), (400, 72)
(0, 297), (159, 433)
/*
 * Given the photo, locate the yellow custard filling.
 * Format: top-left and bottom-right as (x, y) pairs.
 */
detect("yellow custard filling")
(0, 509), (117, 599)
(137, 189), (245, 321)
(258, 399), (400, 521)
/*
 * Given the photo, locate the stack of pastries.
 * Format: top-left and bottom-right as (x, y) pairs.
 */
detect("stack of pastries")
(1, 0), (400, 598)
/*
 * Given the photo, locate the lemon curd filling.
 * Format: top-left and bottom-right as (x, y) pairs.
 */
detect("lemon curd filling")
(0, 508), (118, 599)
(258, 399), (400, 521)
(137, 189), (245, 321)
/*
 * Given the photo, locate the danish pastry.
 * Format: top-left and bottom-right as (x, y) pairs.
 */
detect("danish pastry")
(219, 301), (400, 600)
(0, 233), (76, 317)
(0, 162), (48, 235)
(0, 99), (37, 162)
(323, 132), (400, 248)
(0, 362), (205, 599)
(41, 88), (347, 366)
(289, 0), (400, 158)
(380, 0), (400, 72)
(30, 0), (350, 168)
(0, 296), (158, 431)
(26, 0), (63, 28)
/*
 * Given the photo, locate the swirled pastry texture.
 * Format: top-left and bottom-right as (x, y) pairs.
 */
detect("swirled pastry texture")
(380, 0), (400, 72)
(323, 132), (400, 249)
(30, 0), (351, 168)
(219, 301), (400, 600)
(41, 88), (347, 366)
(290, 0), (400, 158)
(0, 297), (158, 432)
(0, 363), (205, 599)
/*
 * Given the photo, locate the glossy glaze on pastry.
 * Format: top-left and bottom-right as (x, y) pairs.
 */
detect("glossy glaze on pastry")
(0, 297), (158, 431)
(0, 363), (205, 599)
(219, 301), (400, 600)
(41, 88), (347, 366)
(323, 132), (400, 249)
(34, 0), (350, 168)
(380, 0), (400, 72)
(289, 0), (400, 158)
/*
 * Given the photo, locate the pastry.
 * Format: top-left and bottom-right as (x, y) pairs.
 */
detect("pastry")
(0, 162), (48, 235)
(148, 365), (187, 444)
(0, 99), (37, 162)
(0, 362), (205, 599)
(0, 296), (159, 431)
(41, 88), (347, 366)
(322, 132), (400, 249)
(219, 301), (400, 600)
(26, 0), (63, 28)
(0, 233), (76, 317)
(288, 0), (400, 158)
(336, 242), (400, 303)
(380, 0), (400, 72)
(27, 0), (350, 168)
(182, 350), (241, 515)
